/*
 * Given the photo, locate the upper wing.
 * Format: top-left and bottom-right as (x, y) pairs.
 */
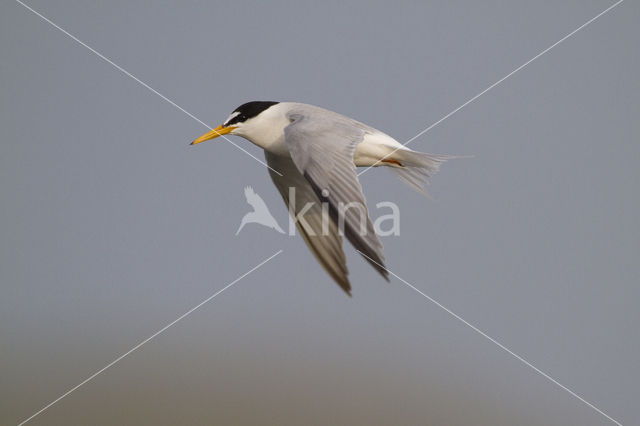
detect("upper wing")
(266, 152), (351, 295)
(283, 112), (389, 281)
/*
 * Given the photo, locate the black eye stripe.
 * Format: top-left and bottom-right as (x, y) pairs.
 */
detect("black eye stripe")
(225, 101), (279, 126)
(226, 114), (245, 126)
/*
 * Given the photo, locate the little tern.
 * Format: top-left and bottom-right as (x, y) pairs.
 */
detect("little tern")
(192, 101), (452, 295)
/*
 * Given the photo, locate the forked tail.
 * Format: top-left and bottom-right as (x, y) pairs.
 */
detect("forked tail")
(387, 149), (457, 197)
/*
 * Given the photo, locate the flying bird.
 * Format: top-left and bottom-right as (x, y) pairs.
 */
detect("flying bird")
(236, 186), (285, 235)
(192, 101), (451, 295)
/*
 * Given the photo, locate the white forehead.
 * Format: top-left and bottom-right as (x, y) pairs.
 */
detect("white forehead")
(223, 111), (240, 126)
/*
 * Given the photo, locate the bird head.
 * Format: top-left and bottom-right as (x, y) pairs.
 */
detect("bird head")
(191, 101), (280, 145)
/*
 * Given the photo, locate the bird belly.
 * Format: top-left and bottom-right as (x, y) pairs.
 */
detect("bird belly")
(354, 132), (407, 167)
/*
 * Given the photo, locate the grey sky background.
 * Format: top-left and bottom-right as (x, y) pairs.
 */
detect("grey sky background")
(1, 1), (638, 425)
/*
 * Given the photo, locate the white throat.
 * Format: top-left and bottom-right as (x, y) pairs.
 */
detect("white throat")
(234, 103), (292, 156)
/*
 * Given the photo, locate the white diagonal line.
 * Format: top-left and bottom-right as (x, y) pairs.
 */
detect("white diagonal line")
(18, 250), (283, 426)
(356, 250), (623, 426)
(358, 0), (624, 177)
(15, 0), (283, 177)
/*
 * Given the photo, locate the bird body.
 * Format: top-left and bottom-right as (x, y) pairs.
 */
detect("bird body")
(226, 102), (414, 167)
(192, 101), (452, 294)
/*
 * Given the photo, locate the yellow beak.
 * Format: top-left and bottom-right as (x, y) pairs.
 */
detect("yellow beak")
(191, 125), (236, 145)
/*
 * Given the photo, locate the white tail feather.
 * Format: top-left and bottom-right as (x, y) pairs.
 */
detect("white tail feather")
(388, 150), (455, 197)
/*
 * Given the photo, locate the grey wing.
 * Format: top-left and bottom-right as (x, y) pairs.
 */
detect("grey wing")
(283, 112), (389, 281)
(266, 152), (352, 295)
